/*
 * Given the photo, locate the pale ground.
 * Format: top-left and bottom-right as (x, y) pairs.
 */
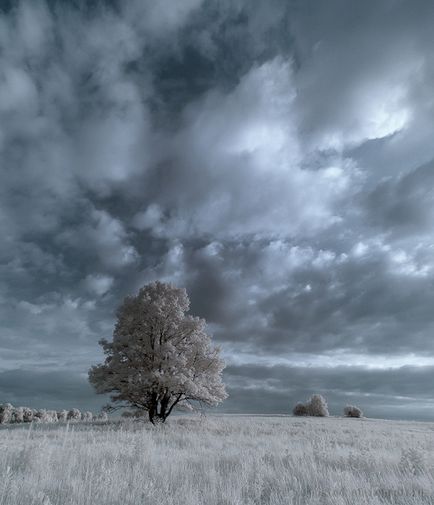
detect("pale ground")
(1, 415), (434, 505)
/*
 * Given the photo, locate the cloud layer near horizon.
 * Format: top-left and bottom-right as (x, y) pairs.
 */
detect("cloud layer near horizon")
(1, 0), (434, 419)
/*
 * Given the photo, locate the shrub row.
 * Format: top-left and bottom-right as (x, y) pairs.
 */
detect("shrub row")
(293, 394), (330, 417)
(293, 395), (363, 418)
(0, 403), (108, 424)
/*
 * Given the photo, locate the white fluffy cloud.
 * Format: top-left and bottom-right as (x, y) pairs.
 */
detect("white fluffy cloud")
(139, 58), (357, 240)
(84, 274), (114, 297)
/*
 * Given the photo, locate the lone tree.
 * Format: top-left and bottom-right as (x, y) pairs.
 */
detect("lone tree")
(89, 281), (227, 424)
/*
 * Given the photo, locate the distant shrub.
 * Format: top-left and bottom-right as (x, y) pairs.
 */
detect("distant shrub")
(57, 410), (68, 422)
(34, 409), (50, 423)
(23, 407), (34, 423)
(68, 408), (82, 421)
(82, 411), (93, 422)
(293, 402), (309, 416)
(97, 412), (108, 422)
(47, 410), (59, 423)
(308, 394), (329, 417)
(0, 404), (14, 424)
(344, 405), (363, 418)
(11, 407), (24, 423)
(293, 394), (329, 417)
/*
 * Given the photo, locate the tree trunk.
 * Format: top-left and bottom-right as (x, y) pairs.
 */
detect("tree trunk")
(148, 392), (159, 425)
(148, 392), (175, 425)
(158, 393), (170, 422)
(148, 405), (156, 424)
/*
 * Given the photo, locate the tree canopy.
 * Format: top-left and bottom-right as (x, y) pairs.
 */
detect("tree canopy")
(89, 281), (227, 424)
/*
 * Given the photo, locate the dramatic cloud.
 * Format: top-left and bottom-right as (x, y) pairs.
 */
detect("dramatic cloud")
(1, 0), (434, 420)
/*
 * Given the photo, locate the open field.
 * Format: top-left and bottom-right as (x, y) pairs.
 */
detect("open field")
(1, 415), (434, 505)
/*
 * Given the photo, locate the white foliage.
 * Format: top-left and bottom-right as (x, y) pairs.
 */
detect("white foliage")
(293, 394), (329, 417)
(344, 405), (363, 418)
(67, 409), (82, 421)
(96, 412), (108, 422)
(175, 400), (195, 412)
(31, 410), (41, 423)
(50, 411), (59, 422)
(89, 281), (227, 423)
(57, 410), (68, 422)
(0, 404), (13, 424)
(23, 407), (34, 423)
(82, 411), (93, 422)
(11, 407), (24, 423)
(308, 394), (329, 417)
(34, 410), (50, 423)
(292, 402), (309, 416)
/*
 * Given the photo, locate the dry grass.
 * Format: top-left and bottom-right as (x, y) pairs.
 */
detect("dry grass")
(1, 415), (434, 504)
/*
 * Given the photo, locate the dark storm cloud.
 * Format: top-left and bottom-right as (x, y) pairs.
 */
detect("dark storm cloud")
(1, 0), (434, 419)
(365, 160), (434, 235)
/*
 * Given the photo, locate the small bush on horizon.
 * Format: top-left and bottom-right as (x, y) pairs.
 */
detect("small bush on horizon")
(67, 409), (82, 422)
(82, 411), (93, 422)
(0, 403), (13, 424)
(57, 410), (68, 422)
(344, 405), (363, 418)
(308, 394), (329, 416)
(11, 407), (24, 423)
(96, 412), (108, 422)
(292, 402), (309, 416)
(23, 407), (34, 423)
(293, 394), (329, 417)
(34, 410), (50, 423)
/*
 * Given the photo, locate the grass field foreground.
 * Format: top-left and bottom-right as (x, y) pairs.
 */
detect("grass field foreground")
(1, 415), (434, 504)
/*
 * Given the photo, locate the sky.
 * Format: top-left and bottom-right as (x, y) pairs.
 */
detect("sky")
(1, 0), (434, 420)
